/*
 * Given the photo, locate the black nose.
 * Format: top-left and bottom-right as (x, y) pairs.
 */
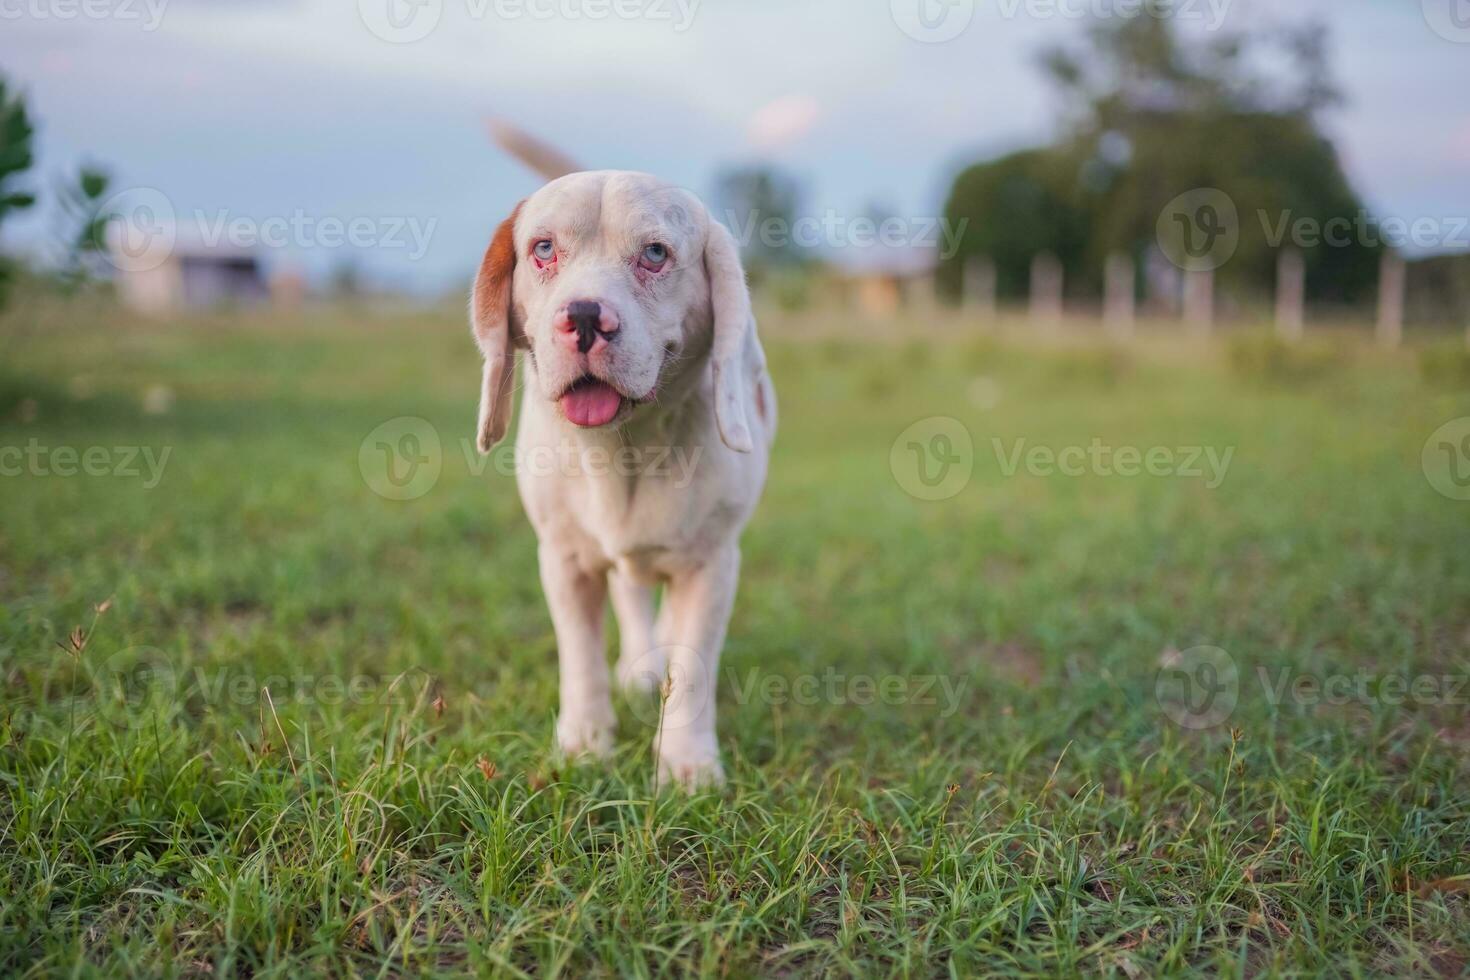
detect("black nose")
(567, 301), (602, 354)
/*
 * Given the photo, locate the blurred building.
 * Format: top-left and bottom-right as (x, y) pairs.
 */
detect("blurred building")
(112, 240), (271, 315)
(833, 241), (937, 318)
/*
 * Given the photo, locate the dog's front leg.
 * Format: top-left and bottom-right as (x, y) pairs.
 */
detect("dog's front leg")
(538, 544), (617, 758)
(655, 544), (740, 789)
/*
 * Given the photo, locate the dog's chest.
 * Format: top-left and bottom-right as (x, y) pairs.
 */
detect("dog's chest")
(576, 472), (713, 575)
(522, 456), (741, 583)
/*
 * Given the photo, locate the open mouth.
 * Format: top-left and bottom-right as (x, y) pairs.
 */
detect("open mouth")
(560, 375), (626, 428)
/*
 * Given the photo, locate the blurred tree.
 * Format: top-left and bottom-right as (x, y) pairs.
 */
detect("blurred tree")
(0, 76), (37, 308)
(941, 17), (1379, 306)
(713, 165), (807, 284)
(329, 259), (363, 301)
(942, 148), (1091, 301)
(53, 165), (113, 289)
(1406, 253), (1470, 327)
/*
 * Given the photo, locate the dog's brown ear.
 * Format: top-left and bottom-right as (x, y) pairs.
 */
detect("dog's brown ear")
(702, 217), (755, 454)
(471, 201), (524, 454)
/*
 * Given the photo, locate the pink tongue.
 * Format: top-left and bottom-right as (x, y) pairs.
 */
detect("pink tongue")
(561, 381), (623, 427)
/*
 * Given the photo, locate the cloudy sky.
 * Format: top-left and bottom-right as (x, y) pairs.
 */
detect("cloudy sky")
(1, 0), (1467, 293)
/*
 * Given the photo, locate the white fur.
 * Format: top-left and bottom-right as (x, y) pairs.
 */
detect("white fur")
(472, 171), (776, 788)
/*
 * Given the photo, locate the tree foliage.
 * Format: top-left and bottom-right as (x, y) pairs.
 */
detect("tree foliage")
(713, 165), (807, 283)
(941, 17), (1379, 305)
(53, 165), (113, 289)
(0, 76), (37, 306)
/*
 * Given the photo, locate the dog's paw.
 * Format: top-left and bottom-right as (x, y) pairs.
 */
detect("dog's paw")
(654, 734), (725, 791)
(556, 711), (616, 760)
(615, 648), (667, 696)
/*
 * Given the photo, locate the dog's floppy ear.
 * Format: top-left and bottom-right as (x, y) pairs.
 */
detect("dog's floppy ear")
(471, 201), (524, 454)
(703, 216), (755, 454)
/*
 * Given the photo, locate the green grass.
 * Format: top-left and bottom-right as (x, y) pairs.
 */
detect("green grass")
(1, 300), (1468, 977)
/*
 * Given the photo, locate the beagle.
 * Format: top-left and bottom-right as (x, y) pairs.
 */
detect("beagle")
(472, 170), (776, 787)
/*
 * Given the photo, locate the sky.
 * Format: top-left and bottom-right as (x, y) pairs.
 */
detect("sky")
(1, 0), (1467, 294)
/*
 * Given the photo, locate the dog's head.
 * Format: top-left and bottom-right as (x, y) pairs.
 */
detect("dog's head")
(471, 170), (754, 454)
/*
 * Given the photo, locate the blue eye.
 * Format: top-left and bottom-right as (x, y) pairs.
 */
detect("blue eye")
(533, 240), (555, 261)
(641, 243), (669, 267)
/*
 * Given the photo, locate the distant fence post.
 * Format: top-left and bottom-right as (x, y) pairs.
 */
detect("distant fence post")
(1104, 252), (1135, 340)
(910, 272), (939, 315)
(1275, 249), (1305, 342)
(1183, 269), (1214, 336)
(1030, 252), (1063, 332)
(1377, 252), (1405, 348)
(1145, 246), (1181, 319)
(964, 257), (997, 321)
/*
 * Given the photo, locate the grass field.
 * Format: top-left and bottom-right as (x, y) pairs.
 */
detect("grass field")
(1, 299), (1468, 976)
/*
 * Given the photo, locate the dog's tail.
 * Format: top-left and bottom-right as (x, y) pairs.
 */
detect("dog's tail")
(486, 118), (583, 182)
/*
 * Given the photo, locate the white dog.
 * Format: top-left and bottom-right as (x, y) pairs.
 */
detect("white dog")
(471, 170), (776, 787)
